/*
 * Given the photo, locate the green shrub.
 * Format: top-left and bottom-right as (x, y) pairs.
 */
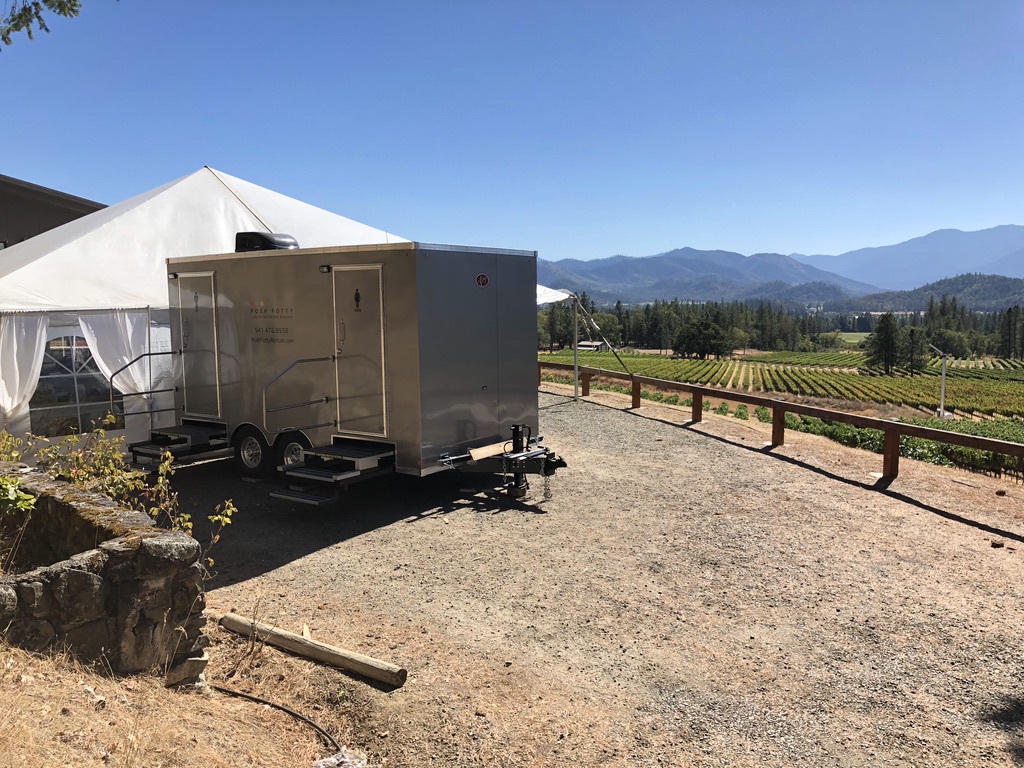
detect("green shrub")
(734, 404), (749, 420)
(754, 406), (772, 423)
(0, 476), (34, 518)
(714, 401), (730, 416)
(0, 431), (25, 462)
(33, 415), (146, 503)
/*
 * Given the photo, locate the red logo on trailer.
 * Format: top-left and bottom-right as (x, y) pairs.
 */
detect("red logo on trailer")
(475, 273), (490, 288)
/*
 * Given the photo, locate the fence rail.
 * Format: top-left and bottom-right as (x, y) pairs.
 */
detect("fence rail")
(539, 361), (1024, 479)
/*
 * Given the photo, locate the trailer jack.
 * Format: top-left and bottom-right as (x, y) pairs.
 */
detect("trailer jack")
(446, 423), (567, 499)
(506, 423), (531, 498)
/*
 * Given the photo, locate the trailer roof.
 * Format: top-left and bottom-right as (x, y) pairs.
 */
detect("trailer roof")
(166, 242), (537, 265)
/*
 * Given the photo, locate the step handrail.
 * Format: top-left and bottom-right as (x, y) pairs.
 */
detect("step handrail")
(108, 350), (182, 416)
(262, 355), (336, 434)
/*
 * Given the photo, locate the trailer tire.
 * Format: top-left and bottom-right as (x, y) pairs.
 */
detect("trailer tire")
(235, 426), (274, 478)
(276, 432), (311, 469)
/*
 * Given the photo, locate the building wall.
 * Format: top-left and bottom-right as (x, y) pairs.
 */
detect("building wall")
(0, 174), (104, 249)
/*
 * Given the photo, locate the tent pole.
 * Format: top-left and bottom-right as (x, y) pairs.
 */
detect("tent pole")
(573, 297), (579, 402)
(147, 306), (154, 433)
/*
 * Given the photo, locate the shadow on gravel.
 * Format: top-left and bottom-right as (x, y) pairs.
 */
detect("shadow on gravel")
(578, 396), (1024, 546)
(715, 425), (1024, 545)
(172, 457), (546, 589)
(980, 697), (1024, 765)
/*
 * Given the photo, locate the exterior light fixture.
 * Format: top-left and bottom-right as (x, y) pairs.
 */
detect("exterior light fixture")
(319, 265), (331, 274)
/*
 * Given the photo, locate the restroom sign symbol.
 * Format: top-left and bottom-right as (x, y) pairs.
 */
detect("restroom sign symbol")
(475, 273), (490, 288)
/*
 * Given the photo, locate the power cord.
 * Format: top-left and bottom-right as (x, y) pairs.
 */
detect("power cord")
(211, 683), (341, 753)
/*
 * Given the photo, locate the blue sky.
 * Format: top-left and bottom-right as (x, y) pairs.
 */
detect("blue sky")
(5, 1), (1024, 261)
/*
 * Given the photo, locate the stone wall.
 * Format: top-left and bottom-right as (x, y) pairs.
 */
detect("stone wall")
(0, 463), (208, 685)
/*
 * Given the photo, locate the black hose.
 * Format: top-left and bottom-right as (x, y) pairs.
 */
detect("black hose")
(211, 683), (341, 753)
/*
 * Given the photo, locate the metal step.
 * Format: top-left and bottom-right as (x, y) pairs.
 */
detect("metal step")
(304, 442), (394, 469)
(284, 467), (361, 483)
(268, 488), (337, 506)
(151, 423), (227, 445)
(274, 439), (397, 505)
(132, 444), (179, 458)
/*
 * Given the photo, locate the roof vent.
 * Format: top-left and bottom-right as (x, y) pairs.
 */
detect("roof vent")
(235, 232), (300, 253)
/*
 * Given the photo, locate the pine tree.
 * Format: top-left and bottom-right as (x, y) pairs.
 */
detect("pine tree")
(1, 1), (82, 48)
(866, 313), (900, 375)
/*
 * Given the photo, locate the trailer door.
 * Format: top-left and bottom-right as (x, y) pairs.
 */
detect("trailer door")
(332, 265), (386, 437)
(175, 272), (221, 418)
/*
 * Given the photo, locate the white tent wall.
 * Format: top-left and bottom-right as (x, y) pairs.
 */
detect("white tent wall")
(0, 166), (408, 440)
(79, 310), (176, 444)
(0, 315), (48, 435)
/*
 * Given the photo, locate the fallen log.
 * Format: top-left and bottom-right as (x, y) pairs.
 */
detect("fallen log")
(216, 612), (407, 688)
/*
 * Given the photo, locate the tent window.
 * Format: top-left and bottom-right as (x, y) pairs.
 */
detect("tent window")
(28, 336), (125, 436)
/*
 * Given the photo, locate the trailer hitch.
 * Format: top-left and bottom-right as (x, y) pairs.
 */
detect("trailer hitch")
(444, 424), (567, 498)
(543, 454), (567, 476)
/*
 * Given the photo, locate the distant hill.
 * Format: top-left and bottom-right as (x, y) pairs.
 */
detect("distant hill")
(979, 245), (1024, 279)
(792, 225), (1024, 290)
(539, 225), (1024, 305)
(538, 247), (879, 304)
(837, 274), (1024, 312)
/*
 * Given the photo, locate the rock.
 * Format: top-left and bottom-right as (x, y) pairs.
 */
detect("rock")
(164, 650), (209, 687)
(0, 585), (18, 621)
(313, 747), (369, 768)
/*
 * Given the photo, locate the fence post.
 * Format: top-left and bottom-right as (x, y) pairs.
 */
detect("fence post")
(691, 391), (703, 422)
(631, 379), (641, 409)
(582, 371), (591, 397)
(883, 430), (901, 478)
(537, 361), (542, 387)
(772, 406), (786, 446)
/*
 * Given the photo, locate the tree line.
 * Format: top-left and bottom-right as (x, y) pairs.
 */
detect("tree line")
(539, 292), (1024, 369)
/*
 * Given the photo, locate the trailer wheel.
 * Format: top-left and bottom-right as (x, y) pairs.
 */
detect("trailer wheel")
(235, 426), (273, 477)
(276, 432), (311, 469)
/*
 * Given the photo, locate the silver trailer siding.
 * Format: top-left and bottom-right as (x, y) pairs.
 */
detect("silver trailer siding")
(165, 242), (539, 476)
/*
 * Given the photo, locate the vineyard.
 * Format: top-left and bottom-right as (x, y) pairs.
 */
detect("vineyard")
(541, 350), (1024, 417)
(540, 349), (1024, 479)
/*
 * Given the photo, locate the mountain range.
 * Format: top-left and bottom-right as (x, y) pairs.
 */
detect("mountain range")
(539, 225), (1024, 306)
(837, 274), (1024, 313)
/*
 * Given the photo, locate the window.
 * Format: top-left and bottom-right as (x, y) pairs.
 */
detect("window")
(28, 337), (125, 436)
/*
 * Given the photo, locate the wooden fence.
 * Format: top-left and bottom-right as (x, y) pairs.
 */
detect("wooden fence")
(539, 361), (1024, 480)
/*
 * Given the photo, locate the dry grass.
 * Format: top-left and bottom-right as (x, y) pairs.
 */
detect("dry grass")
(0, 627), (366, 768)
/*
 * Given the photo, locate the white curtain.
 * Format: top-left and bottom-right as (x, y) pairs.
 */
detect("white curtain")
(79, 311), (153, 394)
(0, 314), (49, 436)
(79, 311), (172, 441)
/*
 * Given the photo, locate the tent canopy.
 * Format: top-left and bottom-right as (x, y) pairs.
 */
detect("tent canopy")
(0, 167), (407, 313)
(536, 284), (573, 305)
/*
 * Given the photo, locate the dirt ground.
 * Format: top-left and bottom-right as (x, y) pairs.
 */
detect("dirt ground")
(169, 382), (1024, 767)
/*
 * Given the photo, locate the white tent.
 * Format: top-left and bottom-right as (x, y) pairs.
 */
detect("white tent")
(536, 284), (573, 305)
(0, 167), (406, 438)
(536, 284), (630, 402)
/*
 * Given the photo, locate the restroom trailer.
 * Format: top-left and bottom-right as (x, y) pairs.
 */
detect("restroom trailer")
(125, 239), (564, 504)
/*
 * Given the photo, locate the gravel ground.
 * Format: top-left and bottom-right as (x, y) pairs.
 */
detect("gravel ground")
(178, 385), (1024, 767)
